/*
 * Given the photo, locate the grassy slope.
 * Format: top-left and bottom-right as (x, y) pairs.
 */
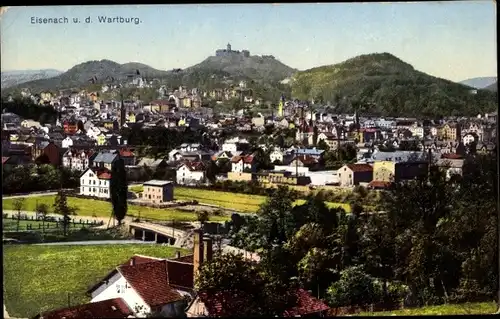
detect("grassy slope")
(2, 196), (229, 222)
(131, 185), (353, 213)
(357, 302), (497, 316)
(3, 244), (186, 318)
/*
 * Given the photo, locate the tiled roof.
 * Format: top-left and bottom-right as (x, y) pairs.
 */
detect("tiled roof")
(98, 171), (112, 179)
(199, 288), (329, 317)
(231, 155), (254, 164)
(282, 289), (330, 317)
(347, 164), (373, 172)
(441, 153), (463, 159)
(118, 260), (184, 307)
(37, 298), (132, 319)
(368, 180), (392, 189)
(120, 149), (135, 157)
(167, 260), (194, 289)
(180, 161), (205, 171)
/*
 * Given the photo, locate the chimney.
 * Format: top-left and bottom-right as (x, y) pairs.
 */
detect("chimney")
(176, 251), (181, 259)
(203, 236), (214, 262)
(130, 257), (135, 266)
(193, 228), (204, 279)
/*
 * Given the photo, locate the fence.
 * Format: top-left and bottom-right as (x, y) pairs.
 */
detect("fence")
(2, 213), (104, 230)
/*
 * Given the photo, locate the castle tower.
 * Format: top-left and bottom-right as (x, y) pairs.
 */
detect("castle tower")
(227, 43), (232, 51)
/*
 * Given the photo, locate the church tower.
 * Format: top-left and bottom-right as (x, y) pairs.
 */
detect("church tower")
(227, 43), (232, 52)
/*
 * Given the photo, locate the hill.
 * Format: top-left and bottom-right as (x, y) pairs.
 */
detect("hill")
(291, 53), (498, 117)
(1, 69), (62, 89)
(3, 54), (297, 101)
(459, 76), (497, 89)
(484, 81), (497, 92)
(3, 60), (173, 93)
(187, 54), (297, 83)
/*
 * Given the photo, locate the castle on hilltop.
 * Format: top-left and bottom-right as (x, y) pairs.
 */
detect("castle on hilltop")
(215, 43), (250, 58)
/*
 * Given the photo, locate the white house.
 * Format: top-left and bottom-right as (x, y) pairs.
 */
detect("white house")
(86, 126), (102, 140)
(168, 149), (183, 162)
(409, 124), (424, 139)
(62, 136), (74, 148)
(87, 255), (192, 318)
(176, 162), (206, 185)
(269, 149), (284, 164)
(80, 168), (112, 199)
(221, 142), (237, 153)
(20, 120), (41, 129)
(63, 149), (93, 171)
(231, 155), (256, 173)
(462, 133), (478, 146)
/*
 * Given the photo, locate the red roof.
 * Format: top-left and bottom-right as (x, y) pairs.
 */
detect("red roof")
(118, 260), (184, 307)
(346, 164), (373, 172)
(37, 298), (132, 319)
(2, 157), (10, 164)
(172, 254), (194, 264)
(181, 161), (205, 171)
(98, 171), (112, 179)
(441, 153), (463, 159)
(120, 149), (135, 157)
(283, 289), (330, 317)
(199, 288), (329, 317)
(231, 155), (254, 164)
(368, 180), (392, 189)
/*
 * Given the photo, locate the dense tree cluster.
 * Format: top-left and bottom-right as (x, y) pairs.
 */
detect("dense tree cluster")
(1, 98), (58, 124)
(205, 153), (498, 314)
(2, 164), (80, 194)
(292, 53), (498, 117)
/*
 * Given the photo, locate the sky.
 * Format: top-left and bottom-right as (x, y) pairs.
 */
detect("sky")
(0, 2), (496, 82)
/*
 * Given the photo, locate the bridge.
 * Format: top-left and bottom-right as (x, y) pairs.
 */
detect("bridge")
(128, 222), (188, 246)
(128, 222), (261, 262)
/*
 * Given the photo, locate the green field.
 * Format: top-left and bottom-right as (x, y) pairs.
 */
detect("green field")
(2, 196), (229, 222)
(357, 302), (497, 316)
(3, 244), (187, 318)
(131, 185), (352, 213)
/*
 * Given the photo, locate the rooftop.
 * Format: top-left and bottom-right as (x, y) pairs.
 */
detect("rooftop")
(143, 180), (173, 187)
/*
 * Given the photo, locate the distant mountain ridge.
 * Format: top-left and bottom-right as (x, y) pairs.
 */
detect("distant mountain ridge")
(459, 76), (497, 89)
(484, 81), (497, 92)
(291, 52), (498, 117)
(3, 53), (297, 95)
(1, 69), (63, 89)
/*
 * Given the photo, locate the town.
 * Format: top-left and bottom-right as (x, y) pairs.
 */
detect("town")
(2, 3), (498, 319)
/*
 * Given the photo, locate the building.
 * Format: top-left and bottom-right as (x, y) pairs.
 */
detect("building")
(231, 155), (256, 173)
(337, 164), (373, 187)
(176, 162), (206, 186)
(256, 170), (311, 186)
(62, 149), (95, 171)
(93, 151), (119, 170)
(372, 161), (428, 183)
(34, 298), (133, 319)
(215, 43), (250, 57)
(80, 167), (112, 198)
(142, 180), (174, 203)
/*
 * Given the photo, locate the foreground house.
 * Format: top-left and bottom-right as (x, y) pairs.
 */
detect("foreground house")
(80, 167), (112, 198)
(176, 161), (206, 185)
(34, 298), (133, 319)
(337, 164), (373, 187)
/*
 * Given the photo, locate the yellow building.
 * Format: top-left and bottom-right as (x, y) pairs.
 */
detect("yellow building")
(40, 92), (53, 101)
(438, 123), (461, 141)
(178, 118), (186, 126)
(103, 121), (114, 130)
(372, 161), (396, 182)
(96, 134), (106, 146)
(127, 113), (136, 123)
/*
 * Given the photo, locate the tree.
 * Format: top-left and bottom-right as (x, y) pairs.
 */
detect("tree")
(110, 156), (128, 225)
(326, 266), (383, 308)
(53, 191), (75, 237)
(35, 202), (49, 233)
(317, 139), (330, 151)
(12, 198), (26, 232)
(205, 160), (220, 184)
(196, 210), (210, 225)
(196, 253), (297, 317)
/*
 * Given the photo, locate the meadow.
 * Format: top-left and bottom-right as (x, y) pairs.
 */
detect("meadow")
(2, 244), (187, 318)
(356, 302), (497, 316)
(2, 195), (229, 222)
(131, 185), (353, 213)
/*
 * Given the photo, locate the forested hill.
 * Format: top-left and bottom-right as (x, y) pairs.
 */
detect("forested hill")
(291, 53), (498, 117)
